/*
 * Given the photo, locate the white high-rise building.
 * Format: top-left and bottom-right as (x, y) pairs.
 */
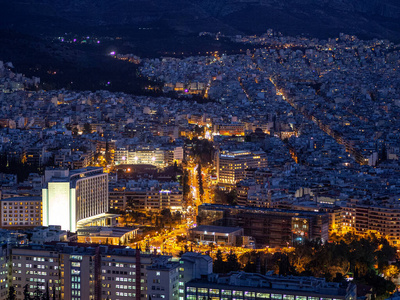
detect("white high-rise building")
(42, 167), (108, 232)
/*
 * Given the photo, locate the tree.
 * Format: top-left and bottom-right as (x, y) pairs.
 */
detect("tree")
(160, 209), (172, 228)
(52, 285), (56, 300)
(376, 243), (396, 273)
(33, 283), (42, 300)
(272, 252), (293, 276)
(7, 286), (16, 300)
(43, 282), (50, 300)
(226, 250), (240, 272)
(382, 264), (400, 279)
(226, 190), (237, 206)
(181, 170), (190, 200)
(193, 125), (204, 136)
(23, 284), (30, 300)
(83, 123), (91, 134)
(173, 211), (182, 224)
(197, 164), (204, 201)
(213, 250), (225, 273)
(290, 240), (315, 273)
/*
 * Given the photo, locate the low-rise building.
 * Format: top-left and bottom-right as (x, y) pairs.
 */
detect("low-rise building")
(189, 225), (244, 246)
(185, 271), (357, 300)
(77, 226), (139, 245)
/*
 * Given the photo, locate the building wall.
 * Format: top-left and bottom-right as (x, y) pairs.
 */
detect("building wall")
(0, 198), (42, 229)
(75, 174), (108, 221)
(0, 245), (8, 300)
(43, 182), (71, 230)
(198, 205), (329, 247)
(113, 190), (183, 212)
(339, 202), (400, 244)
(217, 151), (267, 187)
(11, 248), (60, 300)
(8, 244), (161, 300)
(147, 264), (180, 300)
(100, 252), (153, 300)
(43, 168), (108, 232)
(61, 253), (95, 300)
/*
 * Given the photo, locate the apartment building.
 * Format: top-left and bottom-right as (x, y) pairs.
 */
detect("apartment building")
(0, 196), (42, 229)
(7, 243), (164, 300)
(216, 150), (267, 188)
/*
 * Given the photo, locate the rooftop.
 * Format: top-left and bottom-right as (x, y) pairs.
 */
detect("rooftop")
(190, 225), (243, 234)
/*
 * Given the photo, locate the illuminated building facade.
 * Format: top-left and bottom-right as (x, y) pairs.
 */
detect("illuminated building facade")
(8, 243), (157, 300)
(197, 204), (329, 247)
(11, 247), (61, 300)
(109, 188), (183, 212)
(42, 167), (108, 232)
(339, 199), (400, 244)
(115, 147), (165, 168)
(184, 271), (356, 300)
(0, 196), (42, 229)
(214, 123), (246, 136)
(128, 148), (165, 167)
(115, 146), (183, 168)
(189, 225), (244, 246)
(109, 179), (183, 212)
(216, 150), (267, 187)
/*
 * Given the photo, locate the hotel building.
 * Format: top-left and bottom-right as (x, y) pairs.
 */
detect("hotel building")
(42, 167), (108, 232)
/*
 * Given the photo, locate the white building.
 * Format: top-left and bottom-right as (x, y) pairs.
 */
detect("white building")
(42, 167), (108, 232)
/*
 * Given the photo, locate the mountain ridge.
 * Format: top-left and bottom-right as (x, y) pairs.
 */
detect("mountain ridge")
(1, 0), (400, 40)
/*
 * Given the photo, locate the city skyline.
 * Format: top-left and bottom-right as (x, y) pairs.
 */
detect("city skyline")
(0, 2), (400, 299)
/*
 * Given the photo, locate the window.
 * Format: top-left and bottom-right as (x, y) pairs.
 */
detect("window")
(257, 293), (270, 298)
(283, 295), (294, 300)
(245, 291), (255, 297)
(272, 294), (282, 300)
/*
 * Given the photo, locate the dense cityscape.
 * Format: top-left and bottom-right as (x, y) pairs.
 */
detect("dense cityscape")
(0, 25), (400, 300)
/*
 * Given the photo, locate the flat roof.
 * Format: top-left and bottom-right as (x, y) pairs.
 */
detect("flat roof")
(199, 203), (327, 216)
(1, 196), (41, 202)
(190, 225), (243, 234)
